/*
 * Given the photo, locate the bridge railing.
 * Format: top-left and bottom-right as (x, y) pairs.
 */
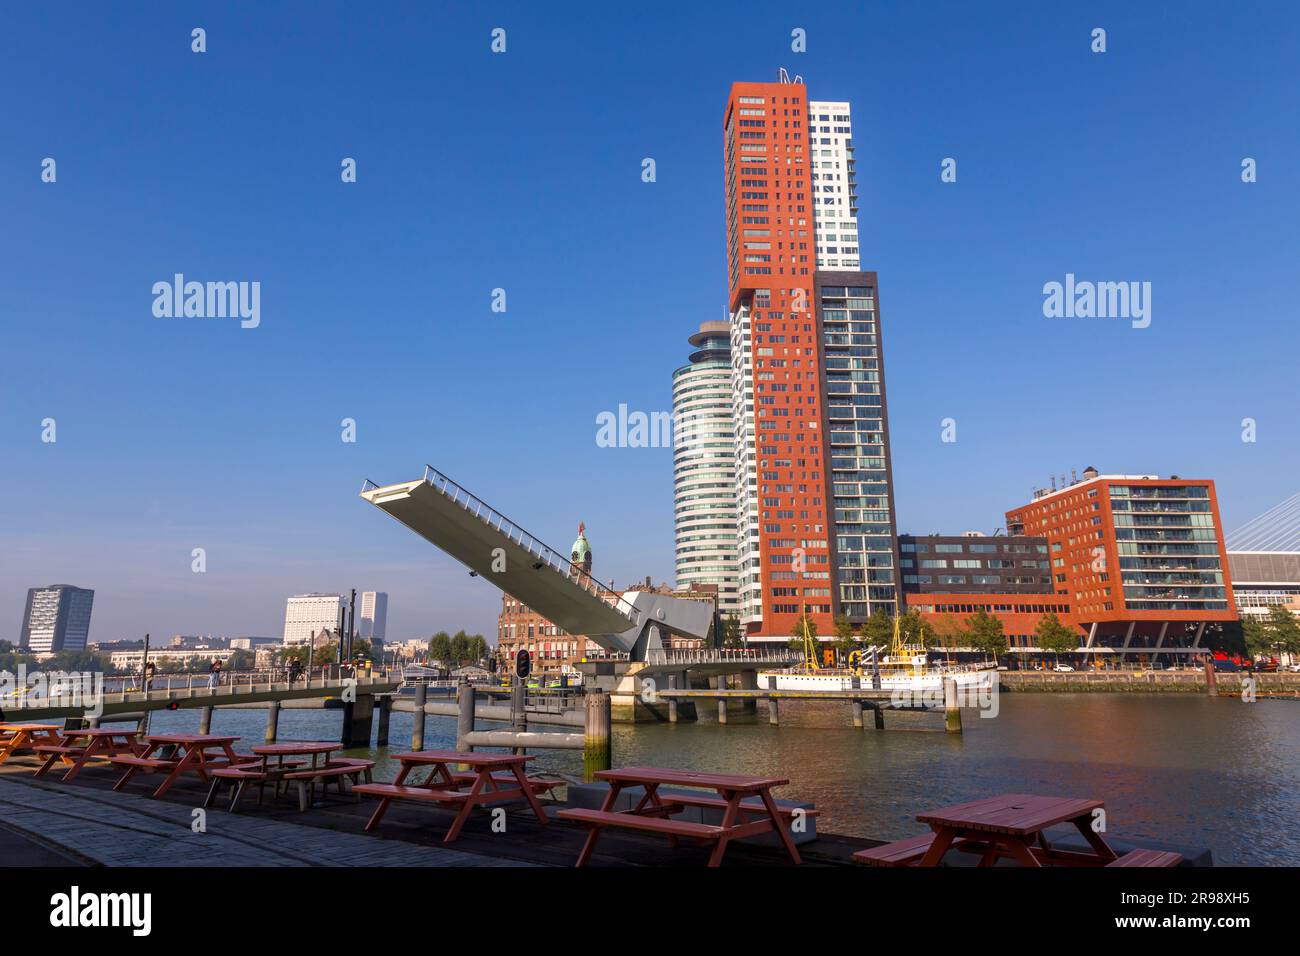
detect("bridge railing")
(420, 464), (642, 627)
(643, 647), (804, 666)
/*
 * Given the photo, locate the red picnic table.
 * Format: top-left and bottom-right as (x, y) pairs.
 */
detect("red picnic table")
(33, 727), (143, 781)
(853, 793), (1176, 867)
(557, 766), (805, 867)
(110, 733), (253, 798)
(205, 742), (374, 812)
(354, 750), (555, 842)
(0, 723), (64, 766)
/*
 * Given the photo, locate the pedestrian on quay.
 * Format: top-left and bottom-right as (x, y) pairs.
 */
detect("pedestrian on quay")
(208, 658), (222, 690)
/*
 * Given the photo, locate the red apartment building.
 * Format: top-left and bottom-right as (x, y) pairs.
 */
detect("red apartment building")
(1005, 467), (1237, 659)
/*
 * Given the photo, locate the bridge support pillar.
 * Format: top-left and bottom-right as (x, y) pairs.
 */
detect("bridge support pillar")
(199, 705), (214, 735)
(410, 683), (427, 750)
(667, 674), (679, 723)
(768, 698), (779, 726)
(264, 701), (279, 742)
(739, 670), (758, 714)
(852, 701), (864, 729)
(342, 693), (374, 748)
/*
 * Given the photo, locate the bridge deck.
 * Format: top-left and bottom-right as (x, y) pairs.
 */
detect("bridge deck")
(361, 471), (639, 651)
(6, 675), (401, 721)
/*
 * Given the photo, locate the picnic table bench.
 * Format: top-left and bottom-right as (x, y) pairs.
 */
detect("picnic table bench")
(0, 724), (65, 766)
(354, 750), (553, 842)
(556, 766), (804, 867)
(32, 728), (143, 781)
(853, 794), (1178, 868)
(111, 734), (257, 798)
(204, 743), (375, 812)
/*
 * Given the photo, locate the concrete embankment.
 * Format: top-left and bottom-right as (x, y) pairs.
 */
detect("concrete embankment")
(1000, 671), (1300, 695)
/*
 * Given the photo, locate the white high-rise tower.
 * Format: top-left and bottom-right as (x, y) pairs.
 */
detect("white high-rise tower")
(672, 321), (741, 615)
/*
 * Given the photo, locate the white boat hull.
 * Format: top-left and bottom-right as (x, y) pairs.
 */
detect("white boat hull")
(756, 669), (994, 693)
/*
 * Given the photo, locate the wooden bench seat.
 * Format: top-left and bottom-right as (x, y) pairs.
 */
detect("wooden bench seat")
(30, 744), (85, 756)
(446, 771), (560, 792)
(283, 763), (369, 781)
(662, 793), (820, 819)
(853, 832), (942, 866)
(210, 766), (266, 780)
(1106, 849), (1183, 868)
(557, 807), (722, 840)
(108, 755), (179, 770)
(353, 783), (469, 803)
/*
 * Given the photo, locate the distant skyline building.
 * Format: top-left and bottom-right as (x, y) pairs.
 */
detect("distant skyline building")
(282, 593), (343, 646)
(673, 321), (741, 616)
(19, 584), (95, 653)
(359, 590), (388, 641)
(723, 73), (897, 642)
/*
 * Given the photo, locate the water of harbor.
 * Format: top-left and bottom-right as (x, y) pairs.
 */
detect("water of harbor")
(139, 694), (1300, 866)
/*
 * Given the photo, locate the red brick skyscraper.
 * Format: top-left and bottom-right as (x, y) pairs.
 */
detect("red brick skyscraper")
(723, 75), (898, 643)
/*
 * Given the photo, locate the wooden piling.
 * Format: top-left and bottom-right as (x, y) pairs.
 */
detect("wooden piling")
(1204, 656), (1218, 696)
(376, 695), (392, 747)
(852, 700), (864, 728)
(583, 690), (611, 783)
(717, 698), (727, 724)
(341, 693), (374, 748)
(199, 705), (214, 735)
(768, 698), (779, 726)
(944, 678), (962, 734)
(667, 674), (678, 723)
(455, 681), (475, 752)
(873, 703), (885, 729)
(264, 700), (279, 743)
(410, 683), (427, 750)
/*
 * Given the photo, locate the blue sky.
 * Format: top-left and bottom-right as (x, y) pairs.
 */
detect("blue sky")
(2, 1), (1297, 645)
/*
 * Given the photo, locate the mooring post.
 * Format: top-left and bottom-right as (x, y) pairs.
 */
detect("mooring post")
(583, 689), (612, 783)
(510, 680), (527, 754)
(264, 700), (280, 743)
(1204, 655), (1218, 697)
(199, 704), (214, 735)
(852, 700), (864, 728)
(667, 673), (679, 723)
(341, 693), (374, 748)
(768, 697), (779, 726)
(410, 682), (427, 750)
(944, 678), (962, 734)
(717, 697), (728, 724)
(376, 695), (392, 747)
(455, 680), (475, 752)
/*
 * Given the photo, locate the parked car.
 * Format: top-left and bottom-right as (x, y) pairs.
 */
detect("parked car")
(1053, 663), (1075, 672)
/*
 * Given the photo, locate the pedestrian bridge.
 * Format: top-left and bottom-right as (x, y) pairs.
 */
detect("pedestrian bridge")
(361, 467), (715, 659)
(3, 670), (401, 722)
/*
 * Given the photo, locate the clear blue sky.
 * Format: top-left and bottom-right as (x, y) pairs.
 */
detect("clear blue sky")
(2, 1), (1297, 645)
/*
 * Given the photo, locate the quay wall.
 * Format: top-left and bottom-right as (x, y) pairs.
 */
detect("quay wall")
(1000, 671), (1300, 694)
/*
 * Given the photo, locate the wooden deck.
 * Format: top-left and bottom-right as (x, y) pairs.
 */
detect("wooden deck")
(0, 758), (869, 867)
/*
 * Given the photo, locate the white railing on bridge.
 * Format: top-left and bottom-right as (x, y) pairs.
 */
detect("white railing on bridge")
(644, 648), (804, 666)
(418, 464), (642, 627)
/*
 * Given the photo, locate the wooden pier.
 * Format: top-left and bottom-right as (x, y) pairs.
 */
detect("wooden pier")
(653, 683), (965, 733)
